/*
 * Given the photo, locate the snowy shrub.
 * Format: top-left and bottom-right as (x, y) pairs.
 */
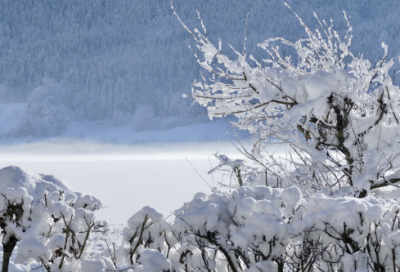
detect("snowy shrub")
(170, 186), (301, 272)
(5, 79), (70, 138)
(96, 186), (400, 272)
(0, 166), (108, 272)
(94, 187), (298, 272)
(119, 206), (165, 265)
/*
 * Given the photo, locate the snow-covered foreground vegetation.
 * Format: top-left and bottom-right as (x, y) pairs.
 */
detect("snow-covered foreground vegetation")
(1, 152), (400, 272)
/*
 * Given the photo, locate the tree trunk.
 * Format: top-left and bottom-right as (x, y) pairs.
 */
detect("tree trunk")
(2, 235), (18, 272)
(234, 166), (243, 187)
(277, 260), (284, 272)
(358, 189), (368, 198)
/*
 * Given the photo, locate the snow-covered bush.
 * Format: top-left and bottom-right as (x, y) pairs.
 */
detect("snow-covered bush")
(94, 185), (400, 272)
(0, 166), (108, 272)
(170, 186), (301, 272)
(85, 187), (300, 272)
(92, 206), (174, 272)
(169, 186), (400, 272)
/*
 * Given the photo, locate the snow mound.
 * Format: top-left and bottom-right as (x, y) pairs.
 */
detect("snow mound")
(0, 165), (71, 195)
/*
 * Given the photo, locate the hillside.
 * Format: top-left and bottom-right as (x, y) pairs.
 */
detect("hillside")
(0, 0), (399, 138)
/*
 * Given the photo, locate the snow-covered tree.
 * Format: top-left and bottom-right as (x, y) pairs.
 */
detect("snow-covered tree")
(177, 2), (400, 198)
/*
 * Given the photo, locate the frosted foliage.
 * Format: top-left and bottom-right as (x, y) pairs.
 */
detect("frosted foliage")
(185, 3), (400, 198)
(0, 166), (109, 272)
(115, 206), (172, 270)
(83, 186), (302, 271)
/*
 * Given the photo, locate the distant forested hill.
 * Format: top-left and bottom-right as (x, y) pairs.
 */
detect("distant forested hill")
(0, 0), (399, 136)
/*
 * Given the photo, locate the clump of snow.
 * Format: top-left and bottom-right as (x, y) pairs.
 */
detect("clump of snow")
(0, 166), (109, 272)
(133, 249), (172, 272)
(81, 259), (107, 272)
